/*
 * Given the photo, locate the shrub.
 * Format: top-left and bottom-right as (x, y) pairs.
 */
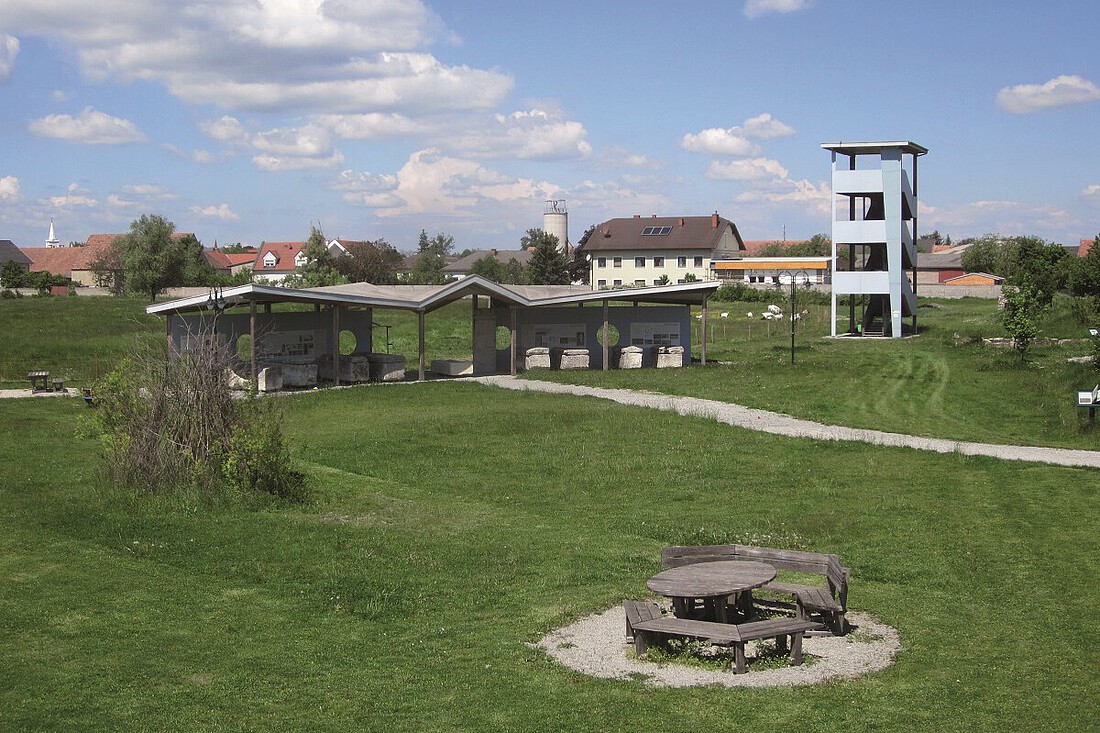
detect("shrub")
(86, 331), (307, 501)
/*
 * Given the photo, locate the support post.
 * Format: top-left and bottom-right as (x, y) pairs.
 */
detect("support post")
(509, 306), (517, 376)
(249, 300), (257, 386)
(418, 310), (426, 381)
(602, 300), (609, 371)
(700, 295), (708, 366)
(332, 305), (340, 386)
(166, 314), (174, 361)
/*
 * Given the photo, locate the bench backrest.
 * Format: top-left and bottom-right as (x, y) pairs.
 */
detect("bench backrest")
(660, 543), (849, 603)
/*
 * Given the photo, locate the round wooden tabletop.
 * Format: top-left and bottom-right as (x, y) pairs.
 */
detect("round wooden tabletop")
(647, 560), (777, 599)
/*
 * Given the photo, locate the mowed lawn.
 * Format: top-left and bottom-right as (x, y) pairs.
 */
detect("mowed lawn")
(2, 383), (1097, 732)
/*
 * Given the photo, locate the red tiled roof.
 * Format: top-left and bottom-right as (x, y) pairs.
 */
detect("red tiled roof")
(254, 241), (306, 273)
(739, 240), (812, 257)
(1078, 238), (1097, 257)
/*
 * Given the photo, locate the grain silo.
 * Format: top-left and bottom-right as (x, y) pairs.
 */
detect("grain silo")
(543, 200), (569, 251)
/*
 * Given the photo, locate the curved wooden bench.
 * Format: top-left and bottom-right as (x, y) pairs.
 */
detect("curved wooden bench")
(660, 544), (850, 634)
(631, 616), (822, 673)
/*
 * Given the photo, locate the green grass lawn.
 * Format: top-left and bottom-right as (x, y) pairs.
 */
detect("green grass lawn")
(2, 385), (1098, 732)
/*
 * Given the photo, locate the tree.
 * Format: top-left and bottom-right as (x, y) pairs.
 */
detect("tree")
(219, 243), (251, 254)
(1066, 235), (1100, 307)
(786, 233), (831, 257)
(336, 239), (403, 284)
(283, 226), (346, 288)
(961, 234), (1068, 307)
(470, 254), (505, 282)
(1, 260), (28, 288)
(1000, 282), (1046, 360)
(523, 228), (569, 285)
(406, 230), (454, 284)
(107, 214), (206, 301)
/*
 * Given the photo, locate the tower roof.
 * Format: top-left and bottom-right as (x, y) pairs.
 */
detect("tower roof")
(821, 141), (928, 156)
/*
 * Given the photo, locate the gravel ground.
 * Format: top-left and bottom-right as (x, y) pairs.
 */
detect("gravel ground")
(0, 389), (76, 399)
(474, 376), (1100, 469)
(535, 606), (899, 688)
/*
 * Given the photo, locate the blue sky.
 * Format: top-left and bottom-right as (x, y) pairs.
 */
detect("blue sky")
(1, 0), (1098, 252)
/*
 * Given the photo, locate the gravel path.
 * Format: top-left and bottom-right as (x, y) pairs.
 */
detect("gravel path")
(473, 376), (1100, 469)
(535, 606), (899, 688)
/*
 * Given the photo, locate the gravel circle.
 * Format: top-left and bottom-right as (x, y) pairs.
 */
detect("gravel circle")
(474, 376), (1100, 469)
(535, 606), (899, 688)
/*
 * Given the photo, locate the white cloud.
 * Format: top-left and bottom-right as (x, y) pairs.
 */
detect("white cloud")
(2, 1), (512, 115)
(440, 106), (591, 160)
(682, 113), (794, 156)
(707, 157), (790, 181)
(107, 194), (137, 209)
(996, 75), (1100, 114)
(735, 178), (832, 216)
(0, 175), (20, 201)
(189, 203), (240, 221)
(1081, 184), (1100, 203)
(0, 35), (19, 82)
(741, 113), (796, 139)
(28, 107), (145, 144)
(314, 112), (426, 139)
(922, 198), (1076, 241)
(744, 0), (813, 19)
(202, 117), (344, 171)
(338, 148), (563, 219)
(682, 128), (759, 156)
(121, 184), (171, 198)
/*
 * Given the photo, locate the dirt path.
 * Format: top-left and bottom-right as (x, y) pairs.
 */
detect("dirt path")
(473, 376), (1100, 470)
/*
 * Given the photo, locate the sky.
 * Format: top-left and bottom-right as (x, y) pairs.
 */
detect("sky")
(1, 0), (1098, 253)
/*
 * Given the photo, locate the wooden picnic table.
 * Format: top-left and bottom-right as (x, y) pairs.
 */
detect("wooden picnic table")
(647, 560), (776, 623)
(28, 371), (49, 392)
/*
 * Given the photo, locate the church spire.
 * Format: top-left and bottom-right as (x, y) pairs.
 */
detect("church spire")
(46, 218), (60, 247)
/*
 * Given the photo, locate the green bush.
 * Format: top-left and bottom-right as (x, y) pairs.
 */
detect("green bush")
(86, 336), (307, 501)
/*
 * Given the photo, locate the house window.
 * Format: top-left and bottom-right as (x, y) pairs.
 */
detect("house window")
(693, 256), (704, 267)
(597, 279), (607, 289)
(597, 257), (606, 268)
(635, 279), (646, 287)
(613, 279), (622, 287)
(263, 254), (277, 269)
(677, 256), (686, 267)
(653, 256), (664, 267)
(613, 257), (622, 268)
(634, 257), (645, 268)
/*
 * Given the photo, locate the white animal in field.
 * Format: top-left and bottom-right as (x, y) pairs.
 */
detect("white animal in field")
(767, 304), (781, 314)
(762, 312), (775, 320)
(746, 312), (754, 318)
(720, 312), (729, 318)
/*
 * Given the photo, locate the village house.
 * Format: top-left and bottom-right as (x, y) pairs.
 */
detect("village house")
(578, 213), (745, 290)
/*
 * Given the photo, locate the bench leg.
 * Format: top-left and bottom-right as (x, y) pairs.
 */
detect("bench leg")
(775, 633), (788, 653)
(791, 633), (804, 666)
(732, 642), (747, 674)
(634, 630), (650, 656)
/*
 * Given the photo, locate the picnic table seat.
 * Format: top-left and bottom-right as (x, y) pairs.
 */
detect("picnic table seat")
(631, 616), (822, 674)
(660, 544), (850, 634)
(623, 599), (663, 639)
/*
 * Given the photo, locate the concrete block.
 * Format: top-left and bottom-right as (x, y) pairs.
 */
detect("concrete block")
(431, 359), (473, 377)
(369, 353), (406, 382)
(257, 366), (283, 393)
(273, 361), (318, 387)
(656, 345), (685, 368)
(552, 347), (589, 370)
(525, 347), (550, 370)
(618, 345), (644, 369)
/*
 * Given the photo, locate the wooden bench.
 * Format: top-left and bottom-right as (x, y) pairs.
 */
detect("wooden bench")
(623, 599), (663, 639)
(631, 616), (821, 673)
(661, 544), (850, 634)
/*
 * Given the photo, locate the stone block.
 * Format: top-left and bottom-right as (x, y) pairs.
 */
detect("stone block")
(525, 347), (550, 370)
(656, 345), (685, 368)
(431, 359), (473, 377)
(257, 366), (283, 393)
(552, 347), (589, 370)
(369, 353), (406, 382)
(618, 345), (644, 369)
(273, 361), (318, 387)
